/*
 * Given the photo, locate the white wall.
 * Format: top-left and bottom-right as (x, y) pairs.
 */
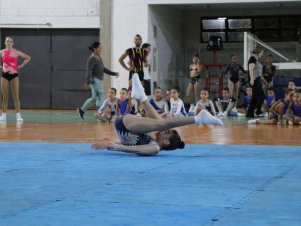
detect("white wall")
(111, 0), (186, 93)
(149, 6), (186, 93)
(111, 0), (148, 92)
(0, 0), (100, 28)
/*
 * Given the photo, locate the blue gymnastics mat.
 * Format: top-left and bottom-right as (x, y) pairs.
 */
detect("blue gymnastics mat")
(1, 142), (301, 226)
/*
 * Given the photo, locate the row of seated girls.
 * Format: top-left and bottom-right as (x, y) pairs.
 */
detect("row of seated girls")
(94, 86), (188, 123)
(93, 85), (237, 121)
(247, 87), (301, 125)
(93, 82), (300, 125)
(94, 87), (139, 122)
(238, 79), (301, 125)
(173, 82), (300, 125)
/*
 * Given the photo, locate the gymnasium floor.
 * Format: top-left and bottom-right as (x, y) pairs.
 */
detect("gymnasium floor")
(1, 110), (301, 226)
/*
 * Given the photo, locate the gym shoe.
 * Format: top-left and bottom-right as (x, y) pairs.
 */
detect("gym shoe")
(232, 107), (238, 113)
(195, 110), (224, 126)
(277, 119), (285, 125)
(16, 116), (24, 122)
(77, 108), (85, 119)
(217, 112), (227, 117)
(131, 73), (147, 102)
(257, 112), (267, 117)
(188, 104), (195, 112)
(248, 119), (259, 124)
(237, 112), (245, 117)
(0, 115), (6, 121)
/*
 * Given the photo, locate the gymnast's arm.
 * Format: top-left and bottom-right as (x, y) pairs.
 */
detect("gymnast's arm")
(92, 141), (160, 156)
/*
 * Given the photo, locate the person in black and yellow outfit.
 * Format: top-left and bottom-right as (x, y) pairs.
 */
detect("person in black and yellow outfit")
(119, 34), (148, 88)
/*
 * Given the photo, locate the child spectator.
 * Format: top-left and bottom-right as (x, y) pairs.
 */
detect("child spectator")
(262, 87), (276, 115)
(283, 91), (301, 125)
(117, 88), (137, 116)
(149, 87), (169, 117)
(237, 86), (252, 115)
(224, 54), (245, 110)
(195, 89), (216, 116)
(116, 88), (128, 116)
(120, 88), (138, 115)
(215, 87), (236, 117)
(169, 87), (187, 117)
(95, 88), (118, 122)
(288, 80), (296, 91)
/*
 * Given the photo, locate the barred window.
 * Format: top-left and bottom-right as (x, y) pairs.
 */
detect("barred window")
(201, 15), (301, 43)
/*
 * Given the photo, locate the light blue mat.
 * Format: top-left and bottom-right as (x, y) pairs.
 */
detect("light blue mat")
(1, 143), (301, 226)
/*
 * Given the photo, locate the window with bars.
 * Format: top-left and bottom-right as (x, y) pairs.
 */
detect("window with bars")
(201, 15), (301, 43)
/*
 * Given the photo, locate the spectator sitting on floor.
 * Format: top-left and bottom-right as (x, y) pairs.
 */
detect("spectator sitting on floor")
(262, 87), (276, 116)
(237, 86), (252, 115)
(283, 91), (301, 125)
(195, 88), (216, 116)
(215, 87), (236, 117)
(95, 88), (118, 122)
(149, 87), (169, 117)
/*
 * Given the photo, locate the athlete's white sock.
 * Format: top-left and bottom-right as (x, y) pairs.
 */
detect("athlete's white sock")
(16, 112), (23, 122)
(248, 119), (259, 124)
(131, 73), (148, 102)
(194, 110), (224, 126)
(0, 113), (7, 121)
(189, 104), (195, 112)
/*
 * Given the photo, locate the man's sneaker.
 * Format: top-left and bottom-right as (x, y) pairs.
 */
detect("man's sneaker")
(131, 73), (147, 102)
(77, 108), (85, 119)
(248, 119), (259, 124)
(194, 110), (224, 126)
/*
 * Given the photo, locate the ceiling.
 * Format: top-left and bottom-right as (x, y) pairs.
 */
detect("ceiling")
(156, 1), (301, 11)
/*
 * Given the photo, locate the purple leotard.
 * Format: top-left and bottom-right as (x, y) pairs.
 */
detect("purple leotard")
(114, 116), (155, 146)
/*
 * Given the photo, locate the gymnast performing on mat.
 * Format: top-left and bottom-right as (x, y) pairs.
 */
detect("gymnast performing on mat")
(92, 74), (224, 156)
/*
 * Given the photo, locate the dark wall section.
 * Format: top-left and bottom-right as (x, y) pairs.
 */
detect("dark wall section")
(1, 29), (99, 109)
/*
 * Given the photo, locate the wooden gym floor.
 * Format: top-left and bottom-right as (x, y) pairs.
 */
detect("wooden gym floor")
(0, 109), (300, 146)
